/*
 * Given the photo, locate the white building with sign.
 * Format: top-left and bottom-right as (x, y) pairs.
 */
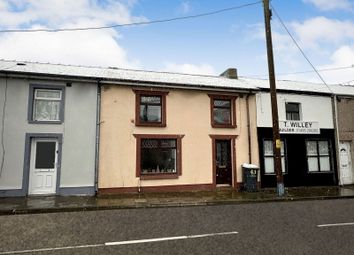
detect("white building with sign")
(254, 79), (337, 188)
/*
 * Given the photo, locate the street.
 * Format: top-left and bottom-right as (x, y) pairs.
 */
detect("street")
(0, 199), (353, 255)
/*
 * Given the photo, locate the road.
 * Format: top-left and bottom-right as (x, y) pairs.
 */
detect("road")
(0, 199), (353, 255)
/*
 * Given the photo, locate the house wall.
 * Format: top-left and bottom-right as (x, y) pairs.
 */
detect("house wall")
(0, 77), (97, 196)
(256, 92), (337, 187)
(98, 85), (259, 191)
(257, 92), (334, 128)
(337, 97), (354, 184)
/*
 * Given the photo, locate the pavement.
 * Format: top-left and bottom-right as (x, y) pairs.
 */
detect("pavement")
(1, 185), (354, 215)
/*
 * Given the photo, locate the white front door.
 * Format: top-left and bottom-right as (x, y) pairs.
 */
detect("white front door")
(28, 138), (58, 195)
(339, 141), (353, 185)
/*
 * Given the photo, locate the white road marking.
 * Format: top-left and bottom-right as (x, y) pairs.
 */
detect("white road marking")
(0, 231), (238, 254)
(317, 222), (354, 228)
(105, 231), (239, 246)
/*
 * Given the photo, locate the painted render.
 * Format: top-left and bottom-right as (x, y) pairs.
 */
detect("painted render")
(0, 77), (97, 196)
(98, 85), (259, 191)
(256, 92), (334, 128)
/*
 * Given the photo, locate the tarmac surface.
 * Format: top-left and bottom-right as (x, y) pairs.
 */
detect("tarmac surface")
(1, 185), (354, 215)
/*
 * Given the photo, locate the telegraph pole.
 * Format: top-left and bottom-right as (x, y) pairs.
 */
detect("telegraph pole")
(262, 0), (284, 196)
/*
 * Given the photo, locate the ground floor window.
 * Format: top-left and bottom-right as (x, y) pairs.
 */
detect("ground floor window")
(263, 139), (287, 174)
(134, 134), (183, 179)
(306, 140), (332, 172)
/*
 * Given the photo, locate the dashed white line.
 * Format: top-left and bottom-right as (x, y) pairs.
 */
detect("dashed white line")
(0, 231), (238, 254)
(105, 231), (239, 246)
(317, 222), (354, 228)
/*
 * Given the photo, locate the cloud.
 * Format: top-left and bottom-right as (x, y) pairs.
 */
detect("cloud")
(161, 63), (216, 75)
(180, 1), (191, 14)
(317, 45), (354, 84)
(0, 0), (145, 68)
(291, 17), (354, 48)
(303, 0), (352, 11)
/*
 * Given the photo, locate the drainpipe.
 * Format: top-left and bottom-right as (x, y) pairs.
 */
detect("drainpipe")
(332, 95), (341, 186)
(94, 80), (101, 194)
(246, 93), (252, 163)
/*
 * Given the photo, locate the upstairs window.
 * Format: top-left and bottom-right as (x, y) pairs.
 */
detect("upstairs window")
(209, 95), (236, 128)
(134, 90), (168, 127)
(29, 85), (65, 123)
(286, 102), (300, 120)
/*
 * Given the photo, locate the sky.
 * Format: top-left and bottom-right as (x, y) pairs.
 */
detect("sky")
(0, 0), (353, 85)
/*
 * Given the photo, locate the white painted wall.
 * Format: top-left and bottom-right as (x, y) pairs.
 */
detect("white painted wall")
(0, 77), (97, 192)
(256, 92), (333, 128)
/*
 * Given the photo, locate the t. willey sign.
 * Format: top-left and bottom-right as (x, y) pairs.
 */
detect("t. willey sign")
(279, 121), (320, 134)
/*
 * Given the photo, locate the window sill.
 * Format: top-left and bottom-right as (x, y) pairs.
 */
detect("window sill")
(28, 120), (63, 124)
(139, 173), (179, 180)
(135, 122), (166, 127)
(307, 171), (333, 174)
(211, 124), (237, 129)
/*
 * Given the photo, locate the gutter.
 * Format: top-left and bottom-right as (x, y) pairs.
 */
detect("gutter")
(94, 80), (102, 194)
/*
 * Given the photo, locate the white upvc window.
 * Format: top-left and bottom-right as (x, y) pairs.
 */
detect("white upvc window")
(33, 89), (62, 121)
(306, 140), (332, 172)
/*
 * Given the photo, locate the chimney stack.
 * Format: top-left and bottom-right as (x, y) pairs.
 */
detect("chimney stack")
(220, 68), (238, 79)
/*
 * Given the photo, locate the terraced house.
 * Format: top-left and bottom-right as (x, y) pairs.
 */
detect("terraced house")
(98, 68), (260, 193)
(1, 60), (353, 197)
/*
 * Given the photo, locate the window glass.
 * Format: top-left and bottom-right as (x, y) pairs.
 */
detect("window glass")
(264, 158), (274, 174)
(263, 140), (273, 155)
(211, 97), (233, 126)
(320, 157), (331, 171)
(308, 158), (319, 172)
(306, 141), (318, 155)
(33, 89), (62, 121)
(33, 100), (61, 121)
(214, 100), (230, 107)
(35, 142), (56, 169)
(286, 103), (300, 120)
(213, 108), (231, 124)
(139, 95), (162, 123)
(141, 139), (177, 174)
(318, 141), (329, 155)
(306, 140), (332, 172)
(141, 96), (160, 104)
(140, 105), (161, 122)
(36, 90), (61, 99)
(263, 139), (286, 174)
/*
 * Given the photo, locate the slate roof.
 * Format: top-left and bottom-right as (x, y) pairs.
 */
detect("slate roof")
(1, 59), (354, 96)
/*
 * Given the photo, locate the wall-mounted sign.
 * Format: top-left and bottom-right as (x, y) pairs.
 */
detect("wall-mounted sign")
(279, 121), (320, 134)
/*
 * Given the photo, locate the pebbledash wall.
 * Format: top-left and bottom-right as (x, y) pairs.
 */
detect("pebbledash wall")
(0, 76), (97, 196)
(336, 95), (354, 185)
(256, 91), (337, 187)
(98, 85), (259, 193)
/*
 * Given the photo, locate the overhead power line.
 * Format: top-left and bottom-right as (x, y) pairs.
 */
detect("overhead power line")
(270, 4), (333, 92)
(0, 1), (262, 33)
(243, 65), (354, 78)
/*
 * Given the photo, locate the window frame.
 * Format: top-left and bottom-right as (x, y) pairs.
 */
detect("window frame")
(133, 89), (169, 127)
(208, 94), (237, 128)
(28, 84), (65, 124)
(262, 138), (288, 175)
(305, 139), (333, 173)
(285, 102), (301, 121)
(133, 134), (184, 180)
